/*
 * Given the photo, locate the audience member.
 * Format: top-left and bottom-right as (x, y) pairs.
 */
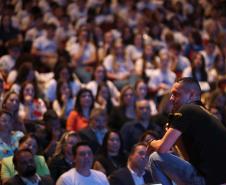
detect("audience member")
(93, 130), (127, 176)
(0, 109), (24, 160)
(52, 80), (75, 120)
(48, 131), (80, 182)
(4, 149), (54, 185)
(18, 81), (47, 122)
(109, 142), (154, 185)
(1, 134), (50, 184)
(109, 85), (136, 130)
(2, 91), (25, 132)
(121, 100), (162, 153)
(79, 108), (108, 154)
(66, 88), (94, 132)
(56, 141), (109, 185)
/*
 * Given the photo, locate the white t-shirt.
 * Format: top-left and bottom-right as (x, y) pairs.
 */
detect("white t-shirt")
(56, 168), (109, 185)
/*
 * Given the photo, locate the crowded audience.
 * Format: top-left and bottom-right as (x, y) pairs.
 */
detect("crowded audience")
(0, 0), (226, 184)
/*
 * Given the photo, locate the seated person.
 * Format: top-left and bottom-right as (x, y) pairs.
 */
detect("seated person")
(56, 141), (109, 185)
(1, 134), (50, 184)
(93, 130), (127, 176)
(4, 149), (53, 185)
(108, 142), (154, 185)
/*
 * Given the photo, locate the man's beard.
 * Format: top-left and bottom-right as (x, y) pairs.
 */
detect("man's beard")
(22, 166), (36, 177)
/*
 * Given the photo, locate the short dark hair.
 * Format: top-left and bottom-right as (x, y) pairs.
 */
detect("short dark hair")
(129, 142), (147, 156)
(72, 141), (92, 156)
(43, 109), (58, 122)
(13, 148), (33, 166)
(176, 77), (201, 96)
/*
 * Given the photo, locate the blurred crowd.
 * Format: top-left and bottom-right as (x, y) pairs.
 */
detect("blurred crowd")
(0, 0), (226, 184)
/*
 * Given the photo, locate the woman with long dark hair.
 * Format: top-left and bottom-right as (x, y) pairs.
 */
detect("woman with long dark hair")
(93, 130), (127, 176)
(66, 88), (94, 131)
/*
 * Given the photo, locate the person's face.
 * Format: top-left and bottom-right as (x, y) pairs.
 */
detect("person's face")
(60, 82), (70, 97)
(15, 151), (36, 177)
(122, 88), (134, 106)
(0, 113), (12, 132)
(60, 68), (69, 81)
(75, 145), (93, 170)
(107, 132), (121, 154)
(130, 145), (148, 170)
(23, 83), (34, 102)
(170, 82), (192, 112)
(5, 93), (19, 112)
(47, 28), (55, 39)
(136, 101), (151, 120)
(99, 86), (110, 100)
(94, 66), (105, 82)
(144, 45), (153, 56)
(80, 92), (93, 108)
(19, 137), (38, 155)
(136, 82), (147, 99)
(193, 54), (202, 68)
(64, 135), (79, 155)
(92, 114), (107, 130)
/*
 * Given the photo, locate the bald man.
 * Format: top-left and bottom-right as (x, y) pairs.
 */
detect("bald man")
(148, 77), (226, 185)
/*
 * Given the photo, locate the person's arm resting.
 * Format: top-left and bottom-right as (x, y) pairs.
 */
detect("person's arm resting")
(148, 128), (182, 153)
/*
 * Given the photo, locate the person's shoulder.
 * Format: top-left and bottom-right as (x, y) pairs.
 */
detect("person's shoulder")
(91, 169), (107, 177)
(60, 168), (76, 178)
(40, 175), (54, 185)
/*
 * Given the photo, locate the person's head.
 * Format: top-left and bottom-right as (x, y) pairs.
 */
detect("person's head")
(120, 85), (135, 107)
(20, 81), (37, 103)
(0, 109), (13, 133)
(135, 100), (151, 121)
(170, 77), (201, 112)
(96, 83), (111, 101)
(128, 143), (148, 171)
(54, 63), (73, 82)
(18, 134), (38, 155)
(90, 108), (108, 131)
(159, 49), (170, 71)
(56, 80), (72, 105)
(45, 23), (56, 39)
(135, 80), (148, 99)
(113, 38), (125, 56)
(16, 62), (35, 84)
(102, 130), (123, 156)
(75, 88), (94, 114)
(72, 141), (93, 170)
(192, 52), (206, 70)
(93, 65), (107, 82)
(55, 131), (80, 156)
(2, 91), (19, 114)
(13, 149), (36, 178)
(43, 109), (61, 131)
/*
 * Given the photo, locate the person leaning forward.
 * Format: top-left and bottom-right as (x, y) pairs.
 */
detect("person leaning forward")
(148, 77), (226, 185)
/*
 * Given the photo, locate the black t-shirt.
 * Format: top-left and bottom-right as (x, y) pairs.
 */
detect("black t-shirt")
(170, 104), (226, 185)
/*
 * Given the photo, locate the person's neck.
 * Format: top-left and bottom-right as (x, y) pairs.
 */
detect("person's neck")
(82, 108), (90, 118)
(77, 168), (91, 177)
(108, 150), (118, 157)
(139, 119), (149, 129)
(128, 163), (144, 177)
(21, 174), (37, 182)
